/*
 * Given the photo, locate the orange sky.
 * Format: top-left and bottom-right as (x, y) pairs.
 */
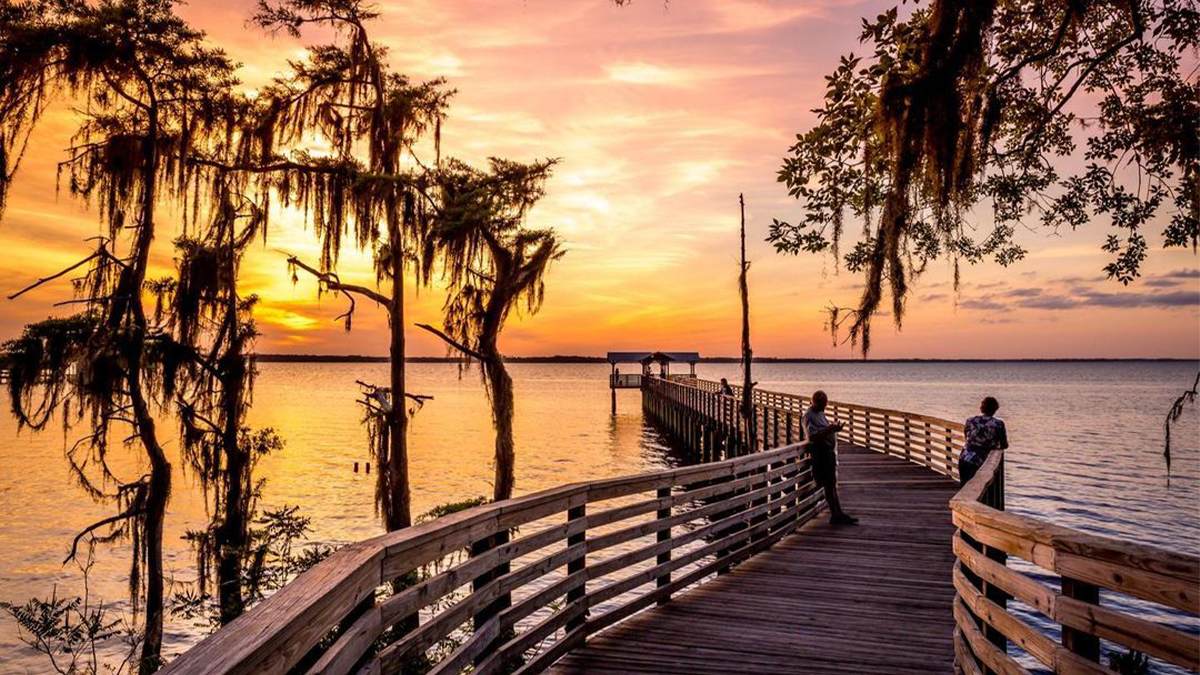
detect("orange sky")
(1, 0), (1197, 359)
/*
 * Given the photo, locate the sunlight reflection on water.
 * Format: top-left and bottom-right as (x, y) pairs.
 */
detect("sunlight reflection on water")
(0, 360), (1196, 670)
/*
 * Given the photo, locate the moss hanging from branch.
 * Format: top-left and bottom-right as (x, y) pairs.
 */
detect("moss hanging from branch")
(418, 157), (564, 502)
(771, 0), (1198, 354)
(0, 1), (243, 668)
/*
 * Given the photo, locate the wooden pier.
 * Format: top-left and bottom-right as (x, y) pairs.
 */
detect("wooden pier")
(552, 443), (959, 674)
(163, 376), (1200, 675)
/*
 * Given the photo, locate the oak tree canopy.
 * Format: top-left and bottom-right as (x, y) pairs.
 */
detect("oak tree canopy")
(769, 0), (1199, 353)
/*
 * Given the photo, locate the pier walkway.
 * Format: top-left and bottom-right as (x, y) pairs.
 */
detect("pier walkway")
(163, 376), (1199, 675)
(552, 442), (958, 674)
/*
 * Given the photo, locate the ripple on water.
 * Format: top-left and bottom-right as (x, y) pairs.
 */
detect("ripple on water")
(0, 360), (1196, 670)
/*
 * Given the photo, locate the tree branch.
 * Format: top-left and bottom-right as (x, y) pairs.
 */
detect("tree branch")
(286, 255), (390, 308)
(64, 505), (147, 564)
(414, 323), (486, 361)
(8, 251), (100, 300)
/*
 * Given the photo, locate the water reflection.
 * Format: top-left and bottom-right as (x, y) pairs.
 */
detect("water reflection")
(0, 360), (1196, 670)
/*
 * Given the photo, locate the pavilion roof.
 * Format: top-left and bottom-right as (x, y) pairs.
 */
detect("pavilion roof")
(606, 351), (700, 364)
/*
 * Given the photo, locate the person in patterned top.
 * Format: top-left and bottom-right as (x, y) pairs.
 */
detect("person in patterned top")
(804, 390), (857, 525)
(959, 396), (1008, 485)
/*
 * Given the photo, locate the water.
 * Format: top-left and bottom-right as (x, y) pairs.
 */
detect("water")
(1, 361), (1197, 672)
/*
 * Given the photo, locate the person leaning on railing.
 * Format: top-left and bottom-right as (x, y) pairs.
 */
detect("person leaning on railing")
(803, 390), (858, 525)
(959, 396), (1009, 485)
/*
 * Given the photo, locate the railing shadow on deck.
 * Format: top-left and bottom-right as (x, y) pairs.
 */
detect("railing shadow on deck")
(162, 376), (1199, 675)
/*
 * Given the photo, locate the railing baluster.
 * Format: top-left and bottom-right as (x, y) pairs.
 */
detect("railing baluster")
(566, 503), (587, 632)
(773, 407), (780, 448)
(172, 379), (1200, 675)
(656, 486), (672, 606)
(1061, 577), (1101, 662)
(762, 405), (769, 450)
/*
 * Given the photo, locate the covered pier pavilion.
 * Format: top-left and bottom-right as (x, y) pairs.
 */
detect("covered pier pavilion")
(605, 350), (700, 412)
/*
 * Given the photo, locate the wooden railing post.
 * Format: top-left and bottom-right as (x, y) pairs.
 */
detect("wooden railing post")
(981, 456), (1009, 658)
(566, 503), (587, 632)
(471, 530), (511, 632)
(1061, 578), (1101, 662)
(764, 406), (771, 449)
(945, 427), (956, 479)
(656, 487), (672, 605)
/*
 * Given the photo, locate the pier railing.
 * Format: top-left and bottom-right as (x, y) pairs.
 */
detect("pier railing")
(644, 376), (964, 476)
(952, 451), (1199, 674)
(608, 373), (642, 388)
(164, 375), (1198, 675)
(645, 376), (1200, 674)
(162, 443), (821, 675)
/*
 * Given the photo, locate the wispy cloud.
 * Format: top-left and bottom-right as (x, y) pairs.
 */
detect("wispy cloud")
(605, 62), (690, 86)
(0, 0), (1197, 358)
(958, 280), (1200, 313)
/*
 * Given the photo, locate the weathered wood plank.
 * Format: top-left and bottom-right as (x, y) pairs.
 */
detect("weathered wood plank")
(552, 444), (960, 675)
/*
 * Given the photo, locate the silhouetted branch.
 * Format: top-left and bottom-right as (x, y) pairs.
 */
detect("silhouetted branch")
(1164, 371), (1199, 476)
(286, 256), (390, 308)
(8, 251), (99, 300)
(825, 304), (862, 348)
(354, 379), (433, 409)
(65, 505), (147, 565)
(414, 323), (485, 361)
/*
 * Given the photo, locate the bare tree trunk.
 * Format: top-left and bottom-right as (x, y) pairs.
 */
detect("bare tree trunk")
(130, 100), (169, 674)
(475, 347), (514, 637)
(215, 346), (248, 625)
(216, 453), (247, 624)
(485, 352), (516, 502)
(739, 194), (755, 452)
(131, 369), (169, 675)
(386, 227), (412, 531)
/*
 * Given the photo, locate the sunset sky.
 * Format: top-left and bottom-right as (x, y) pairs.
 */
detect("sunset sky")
(1, 0), (1197, 359)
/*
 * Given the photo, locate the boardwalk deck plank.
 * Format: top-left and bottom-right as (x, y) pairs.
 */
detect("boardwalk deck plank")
(551, 444), (959, 674)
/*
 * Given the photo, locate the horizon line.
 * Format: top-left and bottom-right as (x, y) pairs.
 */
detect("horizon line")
(254, 353), (1199, 364)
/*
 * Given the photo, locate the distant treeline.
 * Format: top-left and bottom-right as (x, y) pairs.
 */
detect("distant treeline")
(252, 354), (1197, 364)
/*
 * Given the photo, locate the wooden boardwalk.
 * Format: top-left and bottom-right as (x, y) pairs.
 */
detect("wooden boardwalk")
(552, 443), (959, 674)
(165, 378), (1199, 675)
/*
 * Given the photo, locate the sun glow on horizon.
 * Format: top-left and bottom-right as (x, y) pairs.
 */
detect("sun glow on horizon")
(0, 0), (1196, 360)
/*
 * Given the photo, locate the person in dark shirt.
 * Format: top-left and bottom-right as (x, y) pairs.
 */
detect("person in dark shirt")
(719, 378), (734, 396)
(959, 396), (1008, 485)
(803, 390), (857, 525)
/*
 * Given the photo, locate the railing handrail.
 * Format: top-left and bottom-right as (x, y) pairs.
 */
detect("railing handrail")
(951, 450), (1200, 673)
(164, 439), (815, 675)
(951, 453), (1199, 586)
(655, 375), (1199, 673)
(648, 375), (965, 479)
(681, 375), (966, 432)
(166, 375), (1198, 675)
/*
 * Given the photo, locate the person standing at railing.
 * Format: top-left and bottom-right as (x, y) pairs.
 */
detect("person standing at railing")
(719, 378), (734, 396)
(804, 390), (858, 525)
(959, 396), (1008, 485)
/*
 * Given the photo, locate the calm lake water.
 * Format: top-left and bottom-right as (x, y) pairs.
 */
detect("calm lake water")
(1, 360), (1197, 671)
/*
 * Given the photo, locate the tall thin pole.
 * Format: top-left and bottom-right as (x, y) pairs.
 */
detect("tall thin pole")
(739, 194), (756, 451)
